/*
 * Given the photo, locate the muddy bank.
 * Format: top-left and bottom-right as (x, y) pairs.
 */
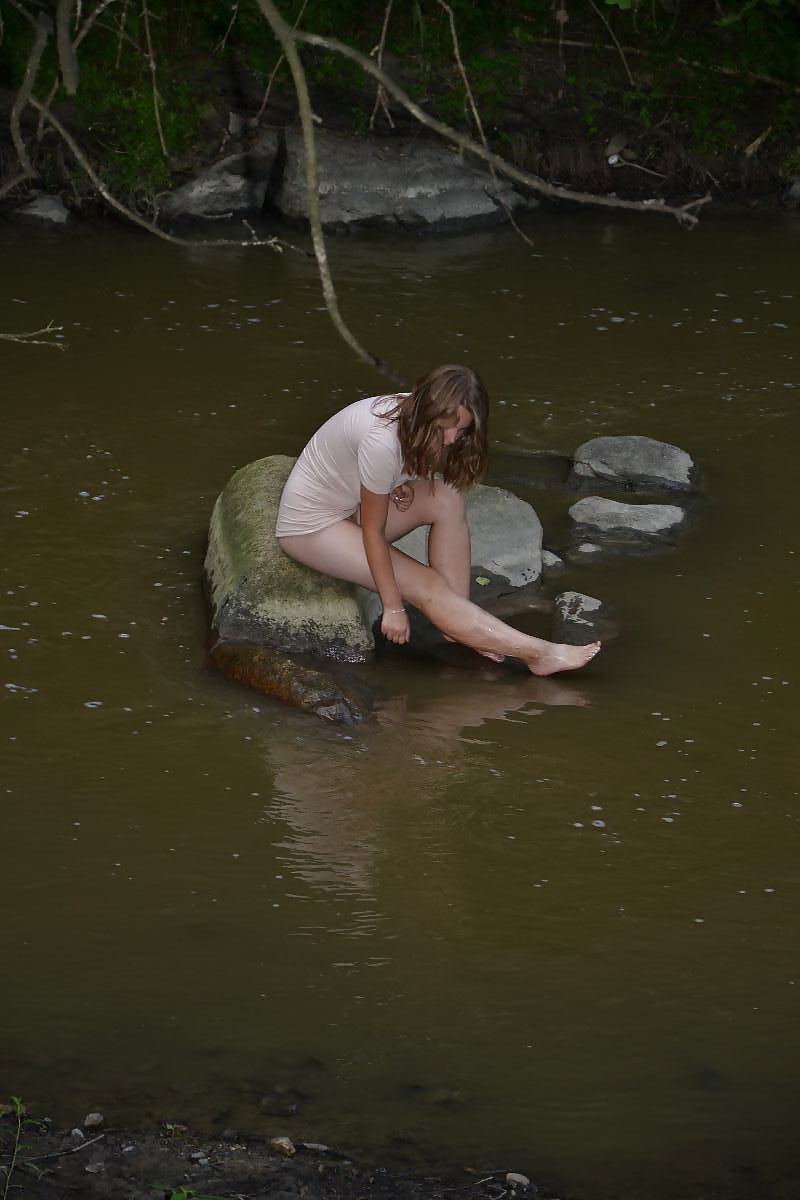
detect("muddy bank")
(1, 1112), (539, 1200)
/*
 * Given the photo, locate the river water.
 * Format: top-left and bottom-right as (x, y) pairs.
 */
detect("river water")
(2, 209), (799, 1198)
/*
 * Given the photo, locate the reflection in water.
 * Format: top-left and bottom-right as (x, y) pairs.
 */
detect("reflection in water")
(263, 676), (588, 896)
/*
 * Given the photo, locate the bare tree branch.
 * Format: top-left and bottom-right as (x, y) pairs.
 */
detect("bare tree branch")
(253, 0), (405, 385)
(10, 11), (52, 178)
(289, 24), (710, 227)
(56, 0), (80, 94)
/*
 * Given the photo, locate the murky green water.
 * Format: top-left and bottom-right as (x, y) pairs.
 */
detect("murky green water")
(2, 210), (799, 1198)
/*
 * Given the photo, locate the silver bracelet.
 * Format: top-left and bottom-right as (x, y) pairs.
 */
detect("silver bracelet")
(384, 606), (406, 615)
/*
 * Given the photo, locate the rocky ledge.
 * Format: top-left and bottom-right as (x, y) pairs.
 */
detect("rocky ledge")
(162, 129), (535, 233)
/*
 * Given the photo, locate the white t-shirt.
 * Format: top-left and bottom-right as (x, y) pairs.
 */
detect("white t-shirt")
(276, 394), (412, 537)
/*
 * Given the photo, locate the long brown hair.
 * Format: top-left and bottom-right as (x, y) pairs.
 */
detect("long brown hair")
(386, 364), (489, 489)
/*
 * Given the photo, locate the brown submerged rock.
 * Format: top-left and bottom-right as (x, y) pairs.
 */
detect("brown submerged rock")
(209, 640), (369, 724)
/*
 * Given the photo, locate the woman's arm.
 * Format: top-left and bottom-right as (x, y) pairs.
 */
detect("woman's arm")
(359, 485), (410, 645)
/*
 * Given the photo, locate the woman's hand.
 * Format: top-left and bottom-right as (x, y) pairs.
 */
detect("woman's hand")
(381, 607), (410, 645)
(390, 483), (414, 513)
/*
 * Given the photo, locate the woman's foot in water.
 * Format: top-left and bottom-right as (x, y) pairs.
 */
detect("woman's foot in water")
(526, 641), (601, 677)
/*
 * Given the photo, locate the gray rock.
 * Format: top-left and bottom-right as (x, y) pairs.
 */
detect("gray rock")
(17, 195), (71, 225)
(392, 484), (543, 586)
(270, 1135), (297, 1157)
(276, 131), (535, 232)
(357, 483), (543, 633)
(204, 455), (374, 663)
(569, 496), (686, 543)
(571, 435), (696, 493)
(552, 591), (605, 645)
(83, 1112), (104, 1129)
(542, 549), (565, 572)
(162, 134), (279, 218)
(571, 542), (603, 558)
(506, 1173), (531, 1190)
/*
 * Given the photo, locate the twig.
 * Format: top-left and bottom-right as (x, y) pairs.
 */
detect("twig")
(255, 0), (308, 123)
(141, 0), (167, 156)
(27, 1133), (105, 1162)
(0, 321), (66, 350)
(289, 25), (710, 227)
(115, 0), (128, 68)
(253, 0), (405, 385)
(214, 1), (239, 52)
(438, 0), (537, 250)
(369, 0), (395, 131)
(56, 0), (80, 93)
(75, 0), (120, 47)
(29, 97), (290, 252)
(587, 0), (635, 86)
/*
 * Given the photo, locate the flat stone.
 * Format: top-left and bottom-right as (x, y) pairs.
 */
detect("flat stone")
(276, 131), (535, 232)
(571, 435), (696, 492)
(204, 455), (374, 662)
(552, 591), (606, 645)
(542, 549), (565, 571)
(17, 195), (71, 224)
(569, 496), (686, 542)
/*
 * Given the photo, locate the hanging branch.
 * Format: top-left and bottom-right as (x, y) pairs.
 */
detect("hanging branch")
(369, 0), (395, 131)
(56, 0), (80, 93)
(141, 0), (167, 156)
(437, 0), (537, 251)
(0, 321), (66, 349)
(214, 1), (239, 52)
(253, 0), (405, 385)
(587, 0), (635, 87)
(285, 22), (710, 227)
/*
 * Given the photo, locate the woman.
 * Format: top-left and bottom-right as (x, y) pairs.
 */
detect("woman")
(277, 364), (600, 676)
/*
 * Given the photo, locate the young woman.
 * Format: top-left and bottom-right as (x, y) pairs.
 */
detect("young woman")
(277, 364), (600, 676)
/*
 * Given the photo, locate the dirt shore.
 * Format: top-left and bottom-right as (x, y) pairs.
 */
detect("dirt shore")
(1, 1116), (540, 1200)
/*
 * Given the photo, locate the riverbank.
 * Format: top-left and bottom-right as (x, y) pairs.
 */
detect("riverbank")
(2, 4), (799, 233)
(2, 1112), (537, 1200)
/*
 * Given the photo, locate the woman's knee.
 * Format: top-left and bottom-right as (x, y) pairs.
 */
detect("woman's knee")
(431, 481), (466, 522)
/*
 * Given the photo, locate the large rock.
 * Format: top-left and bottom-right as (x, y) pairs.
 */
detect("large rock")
(392, 484), (543, 585)
(204, 455), (374, 662)
(276, 131), (535, 232)
(570, 435), (696, 493)
(209, 640), (368, 723)
(206, 459), (545, 668)
(162, 137), (279, 219)
(568, 495), (687, 544)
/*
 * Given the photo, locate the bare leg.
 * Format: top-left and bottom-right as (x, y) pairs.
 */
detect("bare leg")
(381, 480), (504, 660)
(279, 520), (600, 677)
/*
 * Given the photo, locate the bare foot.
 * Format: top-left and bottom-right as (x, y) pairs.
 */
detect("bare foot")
(527, 641), (601, 677)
